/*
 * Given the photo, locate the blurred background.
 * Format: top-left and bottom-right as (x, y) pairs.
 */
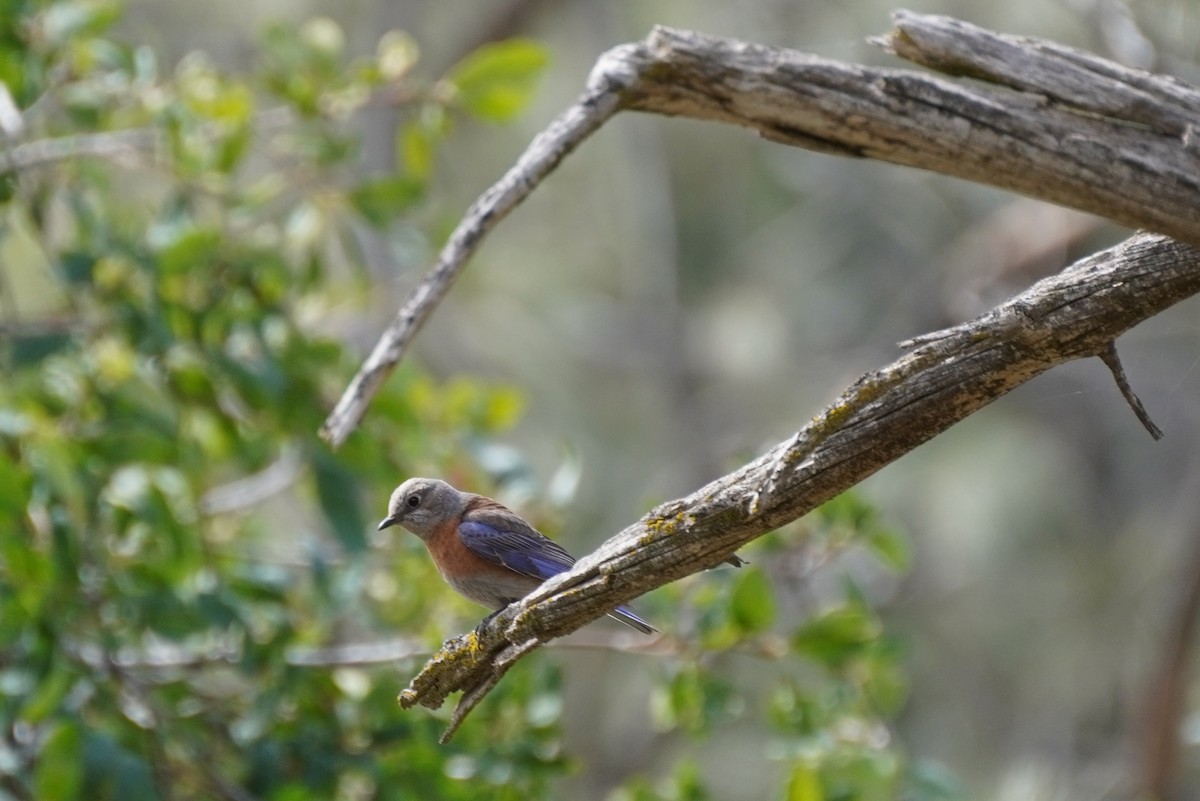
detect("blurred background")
(6, 0), (1200, 799)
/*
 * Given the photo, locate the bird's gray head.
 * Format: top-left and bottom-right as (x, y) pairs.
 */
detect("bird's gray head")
(377, 477), (466, 541)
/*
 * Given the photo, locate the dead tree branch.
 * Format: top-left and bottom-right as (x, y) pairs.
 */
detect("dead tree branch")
(403, 233), (1200, 741)
(319, 81), (626, 445)
(322, 11), (1200, 446)
(313, 11), (1200, 739)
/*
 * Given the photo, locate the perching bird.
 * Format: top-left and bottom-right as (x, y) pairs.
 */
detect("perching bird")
(377, 477), (655, 634)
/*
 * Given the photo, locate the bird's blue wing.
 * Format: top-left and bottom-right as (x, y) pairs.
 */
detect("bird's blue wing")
(460, 503), (657, 635)
(458, 518), (576, 581)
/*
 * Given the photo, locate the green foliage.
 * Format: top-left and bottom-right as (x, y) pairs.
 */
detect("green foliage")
(642, 489), (959, 801)
(0, 3), (558, 799)
(729, 566), (776, 634)
(792, 601), (882, 670)
(444, 39), (550, 122)
(611, 759), (710, 801)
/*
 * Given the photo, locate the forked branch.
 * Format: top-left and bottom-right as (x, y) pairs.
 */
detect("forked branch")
(322, 11), (1200, 446)
(403, 233), (1199, 741)
(315, 12), (1200, 740)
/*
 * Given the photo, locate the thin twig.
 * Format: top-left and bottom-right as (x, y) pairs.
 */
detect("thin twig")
(199, 446), (304, 515)
(318, 60), (631, 446)
(286, 637), (428, 666)
(0, 128), (160, 174)
(1098, 341), (1164, 439)
(439, 637), (539, 744)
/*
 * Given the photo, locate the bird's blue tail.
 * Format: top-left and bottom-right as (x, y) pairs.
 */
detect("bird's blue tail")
(608, 605), (655, 635)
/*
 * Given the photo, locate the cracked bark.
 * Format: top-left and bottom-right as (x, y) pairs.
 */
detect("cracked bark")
(317, 11), (1200, 741)
(401, 233), (1199, 742)
(322, 12), (1200, 446)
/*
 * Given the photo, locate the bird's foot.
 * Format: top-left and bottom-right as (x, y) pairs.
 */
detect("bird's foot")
(473, 607), (504, 638)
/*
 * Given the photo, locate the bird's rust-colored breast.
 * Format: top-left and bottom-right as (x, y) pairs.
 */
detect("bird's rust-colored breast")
(423, 516), (524, 583)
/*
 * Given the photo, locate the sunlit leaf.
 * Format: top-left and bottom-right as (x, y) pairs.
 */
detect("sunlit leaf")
(786, 761), (824, 801)
(154, 225), (222, 275)
(445, 38), (548, 122)
(482, 385), (525, 431)
(40, 1), (122, 47)
(300, 17), (344, 59)
(0, 443), (31, 511)
(398, 120), (434, 182)
(377, 29), (419, 81)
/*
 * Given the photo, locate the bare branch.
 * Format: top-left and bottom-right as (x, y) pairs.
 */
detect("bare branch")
(399, 234), (1200, 739)
(305, 11), (1200, 738)
(0, 128), (160, 173)
(199, 446), (304, 515)
(618, 24), (1200, 242)
(881, 10), (1200, 136)
(318, 67), (629, 445)
(1098, 341), (1163, 440)
(323, 15), (1200, 446)
(286, 637), (428, 667)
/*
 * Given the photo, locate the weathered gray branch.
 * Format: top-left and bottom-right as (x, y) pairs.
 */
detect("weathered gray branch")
(321, 13), (1200, 740)
(0, 128), (162, 173)
(402, 233), (1200, 742)
(617, 20), (1200, 243)
(882, 11), (1200, 137)
(322, 10), (1200, 446)
(319, 88), (625, 445)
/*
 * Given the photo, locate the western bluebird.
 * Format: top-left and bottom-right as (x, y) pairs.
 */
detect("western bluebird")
(377, 477), (655, 634)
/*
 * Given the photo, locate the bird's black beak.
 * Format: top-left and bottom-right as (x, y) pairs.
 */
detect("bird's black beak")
(377, 516), (397, 531)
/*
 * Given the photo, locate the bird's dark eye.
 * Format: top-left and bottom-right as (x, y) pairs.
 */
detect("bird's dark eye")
(406, 494), (420, 509)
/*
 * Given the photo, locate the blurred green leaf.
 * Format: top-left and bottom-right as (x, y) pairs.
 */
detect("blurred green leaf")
(40, 1), (122, 46)
(793, 604), (881, 670)
(729, 567), (774, 634)
(35, 721), (83, 801)
(398, 120), (435, 182)
(349, 175), (423, 227)
(0, 172), (15, 204)
(19, 661), (75, 724)
(863, 639), (908, 715)
(10, 330), (74, 366)
(820, 747), (899, 801)
(60, 251), (96, 284)
(0, 447), (31, 511)
(652, 664), (739, 736)
(815, 491), (875, 533)
(446, 38), (548, 122)
(864, 525), (909, 572)
(3, 530), (52, 615)
(82, 731), (159, 801)
(310, 446), (367, 551)
(785, 762), (823, 801)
